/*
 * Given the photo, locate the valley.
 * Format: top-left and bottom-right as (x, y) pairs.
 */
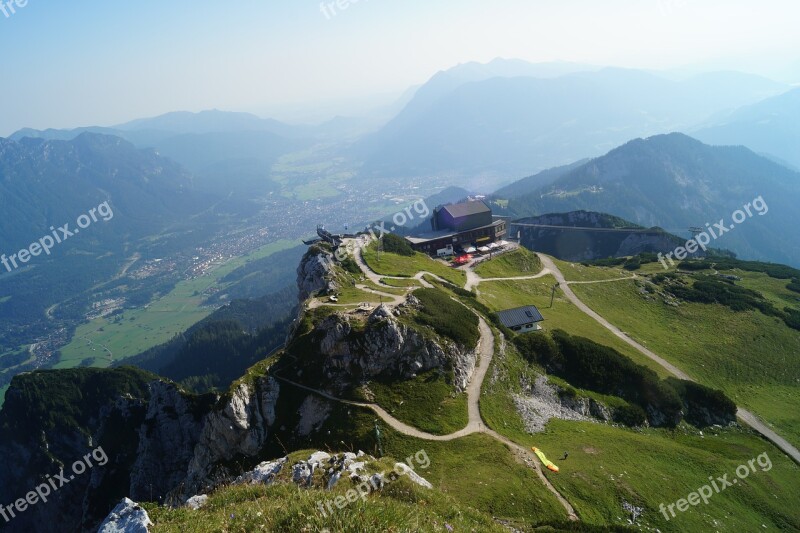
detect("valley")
(2, 13), (800, 529)
(0, 138), (453, 407)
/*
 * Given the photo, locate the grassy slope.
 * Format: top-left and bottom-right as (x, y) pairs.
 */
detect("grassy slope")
(328, 284), (384, 305)
(479, 321), (800, 532)
(552, 258), (637, 282)
(361, 243), (466, 286)
(366, 370), (468, 435)
(57, 240), (298, 368)
(478, 276), (670, 377)
(379, 431), (569, 527)
(146, 414), (569, 531)
(361, 280), (407, 295)
(328, 275), (406, 306)
(474, 247), (542, 278)
(147, 451), (506, 533)
(380, 277), (423, 288)
(267, 364), (570, 528)
(570, 277), (800, 446)
(735, 270), (800, 311)
(535, 420), (800, 531)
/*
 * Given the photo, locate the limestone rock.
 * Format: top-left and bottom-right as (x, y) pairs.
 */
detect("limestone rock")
(182, 376), (280, 497)
(317, 308), (477, 393)
(97, 498), (153, 533)
(297, 247), (338, 301)
(185, 494), (209, 510)
(234, 457), (287, 485)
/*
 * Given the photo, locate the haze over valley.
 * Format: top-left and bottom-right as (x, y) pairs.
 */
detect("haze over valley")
(1, 2), (799, 532)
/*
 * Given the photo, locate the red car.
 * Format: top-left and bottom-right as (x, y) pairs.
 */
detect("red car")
(453, 254), (472, 265)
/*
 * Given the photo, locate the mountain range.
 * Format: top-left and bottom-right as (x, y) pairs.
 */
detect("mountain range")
(8, 63), (795, 197)
(694, 87), (800, 169)
(356, 65), (787, 183)
(497, 133), (800, 267)
(0, 133), (212, 253)
(2, 57), (800, 532)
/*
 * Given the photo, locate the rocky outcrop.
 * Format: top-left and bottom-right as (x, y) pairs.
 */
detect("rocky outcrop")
(97, 498), (153, 533)
(129, 382), (207, 501)
(514, 375), (611, 433)
(296, 395), (333, 437)
(515, 210), (698, 261)
(232, 451), (432, 492)
(234, 457), (287, 486)
(297, 246), (338, 301)
(181, 376), (280, 498)
(315, 305), (477, 392)
(185, 494), (209, 510)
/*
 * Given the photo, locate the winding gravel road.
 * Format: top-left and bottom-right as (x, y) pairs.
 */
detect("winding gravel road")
(536, 254), (800, 465)
(278, 242), (580, 520)
(291, 240), (799, 530)
(274, 315), (578, 520)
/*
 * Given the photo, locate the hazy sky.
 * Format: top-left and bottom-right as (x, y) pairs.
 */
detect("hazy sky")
(1, 0), (798, 135)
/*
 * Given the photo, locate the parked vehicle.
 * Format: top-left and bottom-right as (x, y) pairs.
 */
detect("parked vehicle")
(437, 244), (455, 258)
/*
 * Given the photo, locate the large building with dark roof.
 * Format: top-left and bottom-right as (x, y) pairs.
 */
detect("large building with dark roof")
(405, 200), (507, 255)
(431, 202), (493, 232)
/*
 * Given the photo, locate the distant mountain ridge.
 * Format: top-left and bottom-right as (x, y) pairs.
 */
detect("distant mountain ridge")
(0, 133), (224, 366)
(0, 133), (209, 251)
(10, 110), (307, 142)
(693, 87), (800, 169)
(8, 111), (316, 183)
(357, 65), (786, 183)
(499, 133), (800, 267)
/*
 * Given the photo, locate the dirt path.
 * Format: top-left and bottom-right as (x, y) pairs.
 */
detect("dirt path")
(537, 254), (800, 465)
(467, 269), (553, 290)
(308, 284), (407, 310)
(537, 255), (691, 380)
(466, 268), (636, 291)
(281, 240), (581, 518)
(279, 243), (580, 519)
(736, 410), (800, 464)
(274, 314), (579, 520)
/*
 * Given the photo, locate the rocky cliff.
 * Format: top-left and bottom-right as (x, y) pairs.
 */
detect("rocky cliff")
(296, 245), (338, 301)
(180, 376), (280, 499)
(0, 246), (473, 531)
(514, 210), (696, 261)
(313, 300), (477, 393)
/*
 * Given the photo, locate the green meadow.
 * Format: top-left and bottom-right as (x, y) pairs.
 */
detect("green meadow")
(570, 277), (800, 447)
(474, 247), (542, 278)
(479, 315), (800, 532)
(361, 242), (466, 286)
(478, 276), (671, 377)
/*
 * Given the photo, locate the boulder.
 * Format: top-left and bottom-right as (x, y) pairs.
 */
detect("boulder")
(97, 498), (153, 533)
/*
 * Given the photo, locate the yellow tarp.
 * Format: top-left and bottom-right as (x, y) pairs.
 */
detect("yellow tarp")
(532, 447), (560, 473)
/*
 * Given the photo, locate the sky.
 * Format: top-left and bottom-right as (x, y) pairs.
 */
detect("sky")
(0, 0), (798, 136)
